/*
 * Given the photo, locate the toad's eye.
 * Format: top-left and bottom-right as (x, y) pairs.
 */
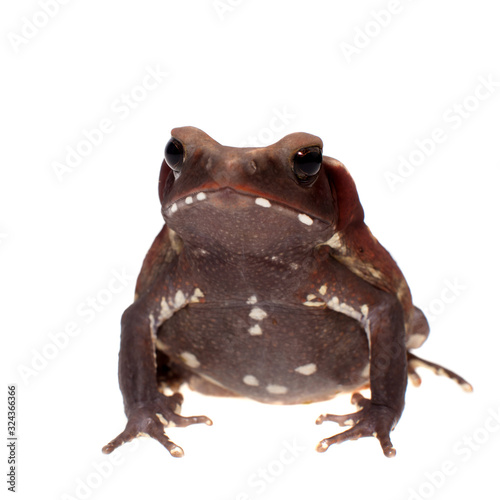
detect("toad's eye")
(164, 137), (184, 174)
(292, 146), (322, 184)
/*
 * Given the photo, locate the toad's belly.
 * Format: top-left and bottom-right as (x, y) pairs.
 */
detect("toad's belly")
(156, 302), (370, 404)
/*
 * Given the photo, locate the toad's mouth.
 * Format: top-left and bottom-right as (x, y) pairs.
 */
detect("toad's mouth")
(162, 187), (333, 228)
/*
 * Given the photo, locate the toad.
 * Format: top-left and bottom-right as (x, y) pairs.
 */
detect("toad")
(103, 127), (471, 458)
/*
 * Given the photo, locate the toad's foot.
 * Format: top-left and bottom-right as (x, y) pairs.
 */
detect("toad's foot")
(407, 352), (473, 391)
(316, 393), (398, 458)
(102, 393), (212, 457)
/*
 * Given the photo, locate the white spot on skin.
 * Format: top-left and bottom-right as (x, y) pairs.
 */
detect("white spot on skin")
(303, 293), (325, 307)
(298, 213), (313, 226)
(196, 192), (207, 201)
(243, 375), (259, 386)
(327, 296), (371, 348)
(190, 288), (205, 303)
(266, 384), (288, 394)
(149, 313), (157, 345)
(322, 232), (343, 250)
(295, 363), (317, 376)
(246, 295), (258, 305)
(303, 300), (325, 307)
(174, 290), (186, 308)
(249, 307), (267, 321)
(248, 324), (263, 336)
(168, 228), (183, 254)
(290, 263), (299, 270)
(255, 197), (272, 208)
(319, 284), (328, 295)
(171, 203), (178, 214)
(180, 352), (200, 368)
(327, 296), (363, 322)
(185, 196), (193, 205)
(396, 279), (409, 304)
(157, 289), (202, 323)
(155, 338), (169, 352)
(156, 413), (170, 426)
(159, 296), (172, 322)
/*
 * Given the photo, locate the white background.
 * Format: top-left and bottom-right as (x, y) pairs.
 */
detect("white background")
(2, 1), (500, 499)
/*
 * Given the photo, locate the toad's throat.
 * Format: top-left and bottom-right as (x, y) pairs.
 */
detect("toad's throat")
(162, 188), (335, 255)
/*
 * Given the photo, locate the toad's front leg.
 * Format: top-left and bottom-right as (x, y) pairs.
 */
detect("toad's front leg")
(102, 286), (212, 457)
(313, 263), (407, 457)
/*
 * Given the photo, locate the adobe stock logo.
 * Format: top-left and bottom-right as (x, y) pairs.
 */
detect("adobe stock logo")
(420, 277), (467, 324)
(407, 405), (500, 500)
(231, 438), (306, 499)
(60, 440), (140, 500)
(212, 0), (245, 21)
(51, 65), (169, 182)
(237, 107), (296, 147)
(17, 268), (133, 384)
(7, 0), (72, 54)
(384, 74), (499, 191)
(339, 0), (415, 64)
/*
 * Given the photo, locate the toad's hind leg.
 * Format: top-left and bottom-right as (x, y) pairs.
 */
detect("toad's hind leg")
(407, 352), (473, 392)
